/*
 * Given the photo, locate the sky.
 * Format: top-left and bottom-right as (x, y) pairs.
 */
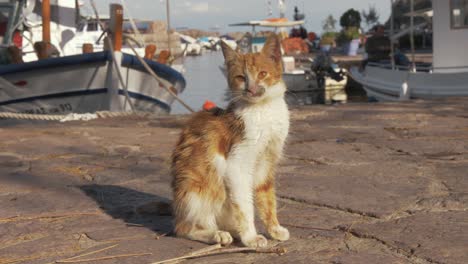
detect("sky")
(88, 0), (392, 34)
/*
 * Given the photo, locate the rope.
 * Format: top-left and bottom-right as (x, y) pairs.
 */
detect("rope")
(0, 112), (64, 121)
(126, 42), (195, 113)
(0, 111), (156, 122)
(118, 0), (195, 113)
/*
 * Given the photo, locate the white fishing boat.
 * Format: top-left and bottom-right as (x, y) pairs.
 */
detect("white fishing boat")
(349, 0), (468, 101)
(179, 33), (202, 56)
(0, 50), (186, 114)
(0, 0), (186, 114)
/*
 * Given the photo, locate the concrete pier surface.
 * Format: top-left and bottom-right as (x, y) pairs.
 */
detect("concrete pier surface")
(1, 99), (467, 264)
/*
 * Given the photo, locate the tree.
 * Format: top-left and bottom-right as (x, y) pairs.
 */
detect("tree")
(340, 8), (361, 29)
(362, 5), (380, 30)
(322, 14), (337, 33)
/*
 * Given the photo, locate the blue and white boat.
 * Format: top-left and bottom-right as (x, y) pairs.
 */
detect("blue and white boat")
(0, 51), (186, 114)
(0, 0), (185, 115)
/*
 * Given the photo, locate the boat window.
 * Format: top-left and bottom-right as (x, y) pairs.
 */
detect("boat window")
(88, 22), (98, 32)
(451, 0), (468, 28)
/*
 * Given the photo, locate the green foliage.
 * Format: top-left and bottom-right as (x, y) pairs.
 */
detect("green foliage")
(336, 27), (360, 46)
(344, 27), (360, 40)
(320, 31), (337, 45)
(340, 8), (361, 29)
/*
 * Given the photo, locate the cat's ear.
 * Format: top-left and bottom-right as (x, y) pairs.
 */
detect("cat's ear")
(220, 40), (239, 63)
(262, 33), (282, 63)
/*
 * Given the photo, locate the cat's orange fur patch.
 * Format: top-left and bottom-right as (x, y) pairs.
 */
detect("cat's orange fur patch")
(171, 110), (244, 210)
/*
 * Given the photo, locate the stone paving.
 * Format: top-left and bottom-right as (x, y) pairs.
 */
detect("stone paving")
(1, 99), (467, 264)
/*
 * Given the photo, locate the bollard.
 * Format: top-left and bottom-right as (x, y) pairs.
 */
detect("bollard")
(158, 50), (171, 64)
(145, 44), (157, 60)
(82, 43), (94, 53)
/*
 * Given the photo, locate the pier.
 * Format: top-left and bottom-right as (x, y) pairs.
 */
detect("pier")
(1, 99), (467, 263)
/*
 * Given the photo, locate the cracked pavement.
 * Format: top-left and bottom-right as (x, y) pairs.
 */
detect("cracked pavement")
(1, 98), (467, 264)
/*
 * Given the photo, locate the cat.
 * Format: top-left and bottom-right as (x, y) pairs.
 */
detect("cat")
(171, 33), (290, 248)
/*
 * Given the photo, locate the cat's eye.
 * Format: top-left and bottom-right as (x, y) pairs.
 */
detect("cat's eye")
(235, 75), (246, 82)
(258, 71), (267, 79)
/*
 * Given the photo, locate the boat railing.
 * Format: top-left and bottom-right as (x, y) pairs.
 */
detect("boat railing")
(367, 62), (468, 73)
(432, 65), (468, 71)
(367, 61), (433, 72)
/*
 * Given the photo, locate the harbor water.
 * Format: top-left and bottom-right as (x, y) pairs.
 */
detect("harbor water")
(171, 51), (229, 114)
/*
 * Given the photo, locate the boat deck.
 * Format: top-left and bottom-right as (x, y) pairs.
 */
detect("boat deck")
(1, 98), (468, 263)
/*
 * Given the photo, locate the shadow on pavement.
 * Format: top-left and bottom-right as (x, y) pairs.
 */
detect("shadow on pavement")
(79, 184), (173, 235)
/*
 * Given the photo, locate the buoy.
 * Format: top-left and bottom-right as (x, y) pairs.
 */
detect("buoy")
(203, 100), (217, 111)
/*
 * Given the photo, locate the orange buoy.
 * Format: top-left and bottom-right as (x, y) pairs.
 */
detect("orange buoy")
(203, 100), (216, 111)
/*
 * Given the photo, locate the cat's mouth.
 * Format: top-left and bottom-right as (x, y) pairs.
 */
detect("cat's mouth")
(244, 87), (265, 98)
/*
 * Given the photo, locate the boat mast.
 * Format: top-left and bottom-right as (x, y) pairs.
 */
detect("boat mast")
(410, 0), (415, 71)
(278, 0), (285, 18)
(166, 0), (171, 55)
(278, 0), (286, 36)
(42, 0), (51, 44)
(109, 4), (123, 51)
(390, 0), (395, 70)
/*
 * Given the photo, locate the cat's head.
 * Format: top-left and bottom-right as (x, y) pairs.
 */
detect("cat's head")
(221, 33), (285, 104)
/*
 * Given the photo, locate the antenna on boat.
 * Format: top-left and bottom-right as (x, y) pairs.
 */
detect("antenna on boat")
(278, 0), (286, 18)
(410, 0), (416, 71)
(166, 0), (171, 56)
(390, 0), (395, 70)
(267, 0), (273, 16)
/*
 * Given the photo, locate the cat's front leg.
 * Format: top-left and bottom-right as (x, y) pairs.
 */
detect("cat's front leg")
(225, 161), (268, 248)
(254, 143), (290, 242)
(255, 177), (290, 241)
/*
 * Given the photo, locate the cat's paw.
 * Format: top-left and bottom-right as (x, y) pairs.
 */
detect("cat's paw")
(269, 225), (290, 241)
(213, 231), (233, 246)
(242, 234), (268, 248)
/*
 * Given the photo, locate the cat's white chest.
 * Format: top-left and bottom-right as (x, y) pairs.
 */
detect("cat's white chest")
(237, 98), (289, 156)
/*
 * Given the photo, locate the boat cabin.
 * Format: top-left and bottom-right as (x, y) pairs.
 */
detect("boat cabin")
(433, 0), (468, 73)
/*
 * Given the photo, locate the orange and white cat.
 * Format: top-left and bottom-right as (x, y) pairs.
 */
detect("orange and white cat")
(171, 33), (289, 248)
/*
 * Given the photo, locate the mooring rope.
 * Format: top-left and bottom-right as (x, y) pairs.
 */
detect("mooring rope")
(119, 0), (195, 113)
(0, 111), (156, 122)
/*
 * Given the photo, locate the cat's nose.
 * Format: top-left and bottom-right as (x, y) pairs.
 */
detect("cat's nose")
(246, 84), (259, 95)
(246, 84), (264, 97)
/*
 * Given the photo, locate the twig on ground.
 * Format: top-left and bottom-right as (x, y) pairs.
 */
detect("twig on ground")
(155, 233), (168, 240)
(0, 212), (101, 223)
(151, 244), (286, 264)
(55, 252), (152, 263)
(101, 235), (149, 243)
(282, 223), (335, 232)
(1, 256), (41, 264)
(59, 244), (119, 261)
(188, 244), (222, 256)
(126, 223), (144, 227)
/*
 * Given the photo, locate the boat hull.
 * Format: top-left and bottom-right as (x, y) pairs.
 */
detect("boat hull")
(0, 51), (186, 114)
(349, 66), (468, 101)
